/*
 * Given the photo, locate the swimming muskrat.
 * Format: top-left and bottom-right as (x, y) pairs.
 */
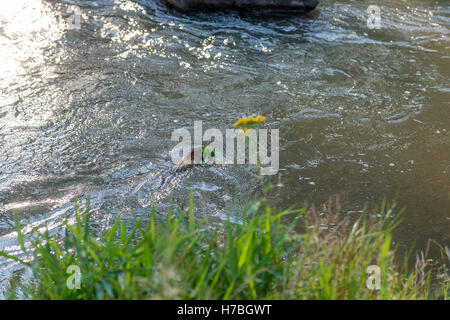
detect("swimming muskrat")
(172, 147), (203, 172)
(133, 147), (211, 196)
(132, 147), (200, 195)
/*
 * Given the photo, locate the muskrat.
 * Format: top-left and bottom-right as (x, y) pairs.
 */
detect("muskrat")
(133, 147), (215, 195)
(172, 147), (203, 172)
(133, 147), (201, 195)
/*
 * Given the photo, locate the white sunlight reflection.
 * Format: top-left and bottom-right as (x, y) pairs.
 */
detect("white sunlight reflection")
(0, 0), (64, 87)
(0, 0), (67, 192)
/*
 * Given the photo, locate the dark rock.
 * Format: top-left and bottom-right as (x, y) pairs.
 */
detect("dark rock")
(160, 0), (320, 13)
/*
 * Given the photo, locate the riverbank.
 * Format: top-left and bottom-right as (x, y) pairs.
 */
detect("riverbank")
(2, 194), (448, 300)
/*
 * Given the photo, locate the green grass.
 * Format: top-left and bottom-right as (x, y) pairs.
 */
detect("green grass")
(1, 193), (448, 300)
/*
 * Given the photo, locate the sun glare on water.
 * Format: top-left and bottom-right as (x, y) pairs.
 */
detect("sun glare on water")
(0, 0), (64, 86)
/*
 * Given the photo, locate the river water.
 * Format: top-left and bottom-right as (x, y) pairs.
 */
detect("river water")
(0, 0), (449, 294)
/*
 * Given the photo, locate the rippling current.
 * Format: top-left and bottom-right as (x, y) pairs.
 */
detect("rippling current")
(0, 0), (449, 295)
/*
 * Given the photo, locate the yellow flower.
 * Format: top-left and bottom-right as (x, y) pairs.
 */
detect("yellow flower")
(255, 115), (265, 123)
(234, 115), (266, 127)
(233, 118), (246, 127)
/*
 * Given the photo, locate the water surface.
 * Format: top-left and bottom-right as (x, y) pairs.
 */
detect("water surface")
(0, 0), (449, 294)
